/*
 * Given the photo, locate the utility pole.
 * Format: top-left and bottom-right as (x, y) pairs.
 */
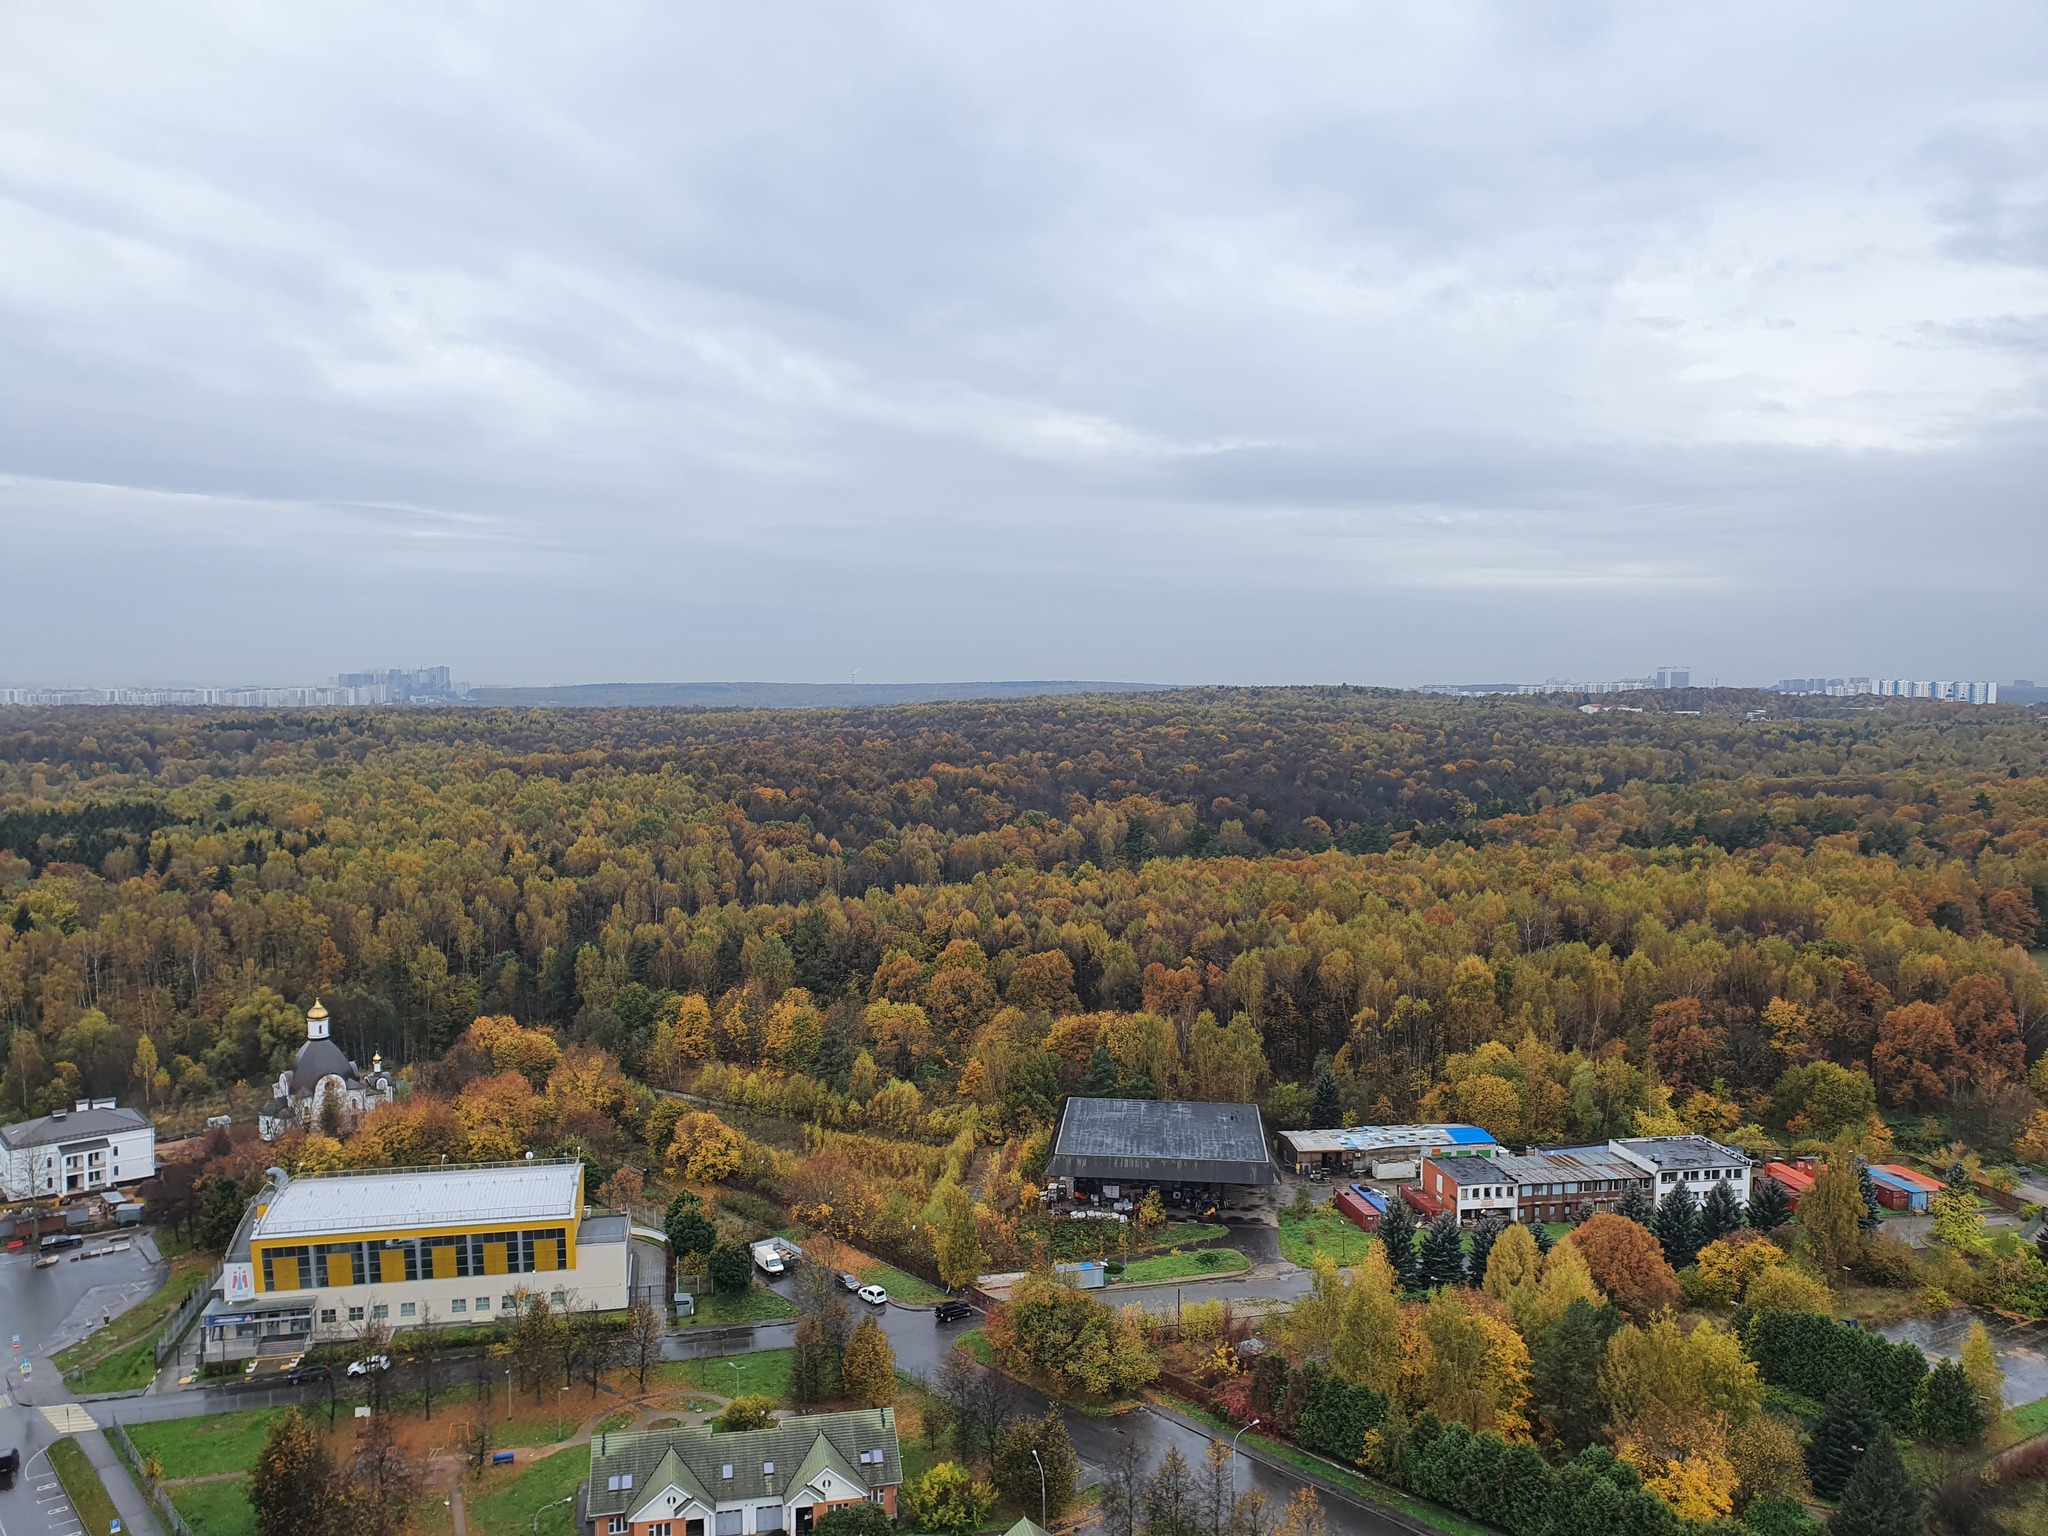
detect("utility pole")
(1031, 1447), (1046, 1529)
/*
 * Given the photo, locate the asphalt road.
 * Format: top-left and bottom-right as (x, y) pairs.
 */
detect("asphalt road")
(0, 1229), (1399, 1536)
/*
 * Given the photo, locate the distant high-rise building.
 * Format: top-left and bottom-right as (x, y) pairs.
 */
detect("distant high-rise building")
(1655, 667), (1691, 689)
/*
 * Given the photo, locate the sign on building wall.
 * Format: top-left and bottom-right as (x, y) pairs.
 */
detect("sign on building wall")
(223, 1262), (256, 1302)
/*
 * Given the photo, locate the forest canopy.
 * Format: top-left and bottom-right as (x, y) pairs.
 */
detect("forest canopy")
(2, 689), (2046, 1156)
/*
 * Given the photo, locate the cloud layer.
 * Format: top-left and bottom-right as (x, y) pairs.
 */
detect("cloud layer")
(3, 3), (2045, 686)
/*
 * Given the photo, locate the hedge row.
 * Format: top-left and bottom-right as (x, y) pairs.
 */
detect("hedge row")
(1741, 1310), (1927, 1426)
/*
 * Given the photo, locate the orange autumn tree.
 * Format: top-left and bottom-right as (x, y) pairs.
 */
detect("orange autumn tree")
(1566, 1214), (1680, 1319)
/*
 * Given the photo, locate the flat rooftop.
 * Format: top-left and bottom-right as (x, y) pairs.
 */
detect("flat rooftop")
(1047, 1099), (1277, 1185)
(1279, 1125), (1499, 1154)
(1613, 1135), (1749, 1171)
(251, 1160), (584, 1241)
(1438, 1148), (1645, 1185)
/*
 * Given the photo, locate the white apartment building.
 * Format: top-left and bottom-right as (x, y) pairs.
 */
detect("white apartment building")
(0, 1101), (157, 1202)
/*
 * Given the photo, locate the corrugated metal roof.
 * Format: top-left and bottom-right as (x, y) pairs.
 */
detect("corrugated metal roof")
(1276, 1124), (1499, 1155)
(1875, 1164), (1943, 1192)
(1436, 1148), (1646, 1187)
(1047, 1099), (1277, 1185)
(252, 1161), (583, 1240)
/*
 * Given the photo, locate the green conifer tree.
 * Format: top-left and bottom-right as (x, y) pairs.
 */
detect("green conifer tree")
(1828, 1429), (1917, 1536)
(1378, 1195), (1419, 1290)
(1654, 1184), (1703, 1270)
(1465, 1215), (1505, 1287)
(1746, 1176), (1793, 1232)
(1807, 1380), (1886, 1500)
(1312, 1067), (1343, 1130)
(1614, 1184), (1656, 1227)
(1419, 1213), (1466, 1289)
(1700, 1178), (1745, 1242)
(1912, 1357), (1985, 1446)
(1080, 1042), (1119, 1098)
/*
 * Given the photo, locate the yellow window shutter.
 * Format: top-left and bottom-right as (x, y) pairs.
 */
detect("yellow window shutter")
(483, 1242), (508, 1276)
(380, 1248), (406, 1284)
(432, 1244), (458, 1280)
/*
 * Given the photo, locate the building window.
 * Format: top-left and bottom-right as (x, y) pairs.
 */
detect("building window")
(371, 1304), (389, 1321)
(399, 1303), (416, 1319)
(348, 1306), (365, 1323)
(320, 1309), (337, 1325)
(502, 1295), (516, 1313)
(450, 1299), (467, 1314)
(549, 1290), (567, 1308)
(476, 1297), (491, 1312)
(608, 1520), (627, 1535)
(650, 1525), (671, 1536)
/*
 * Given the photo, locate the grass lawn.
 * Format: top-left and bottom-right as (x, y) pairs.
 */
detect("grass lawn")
(1118, 1249), (1250, 1284)
(845, 1260), (946, 1305)
(127, 1407), (282, 1480)
(171, 1477), (259, 1536)
(653, 1347), (794, 1400)
(1169, 1399), (1492, 1536)
(466, 1444), (588, 1536)
(1278, 1206), (1374, 1268)
(956, 1329), (994, 1367)
(57, 1252), (211, 1386)
(1151, 1222), (1230, 1250)
(678, 1285), (798, 1328)
(49, 1438), (123, 1536)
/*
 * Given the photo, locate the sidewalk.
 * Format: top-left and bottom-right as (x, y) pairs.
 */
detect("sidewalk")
(77, 1421), (167, 1536)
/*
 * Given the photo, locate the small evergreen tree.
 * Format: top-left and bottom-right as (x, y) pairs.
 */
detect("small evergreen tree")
(1700, 1178), (1745, 1243)
(1653, 1183), (1703, 1270)
(1944, 1159), (1972, 1196)
(1080, 1042), (1119, 1098)
(1311, 1068), (1342, 1130)
(1465, 1215), (1505, 1287)
(1531, 1219), (1554, 1256)
(707, 1240), (753, 1292)
(1613, 1184), (1656, 1228)
(1854, 1161), (1883, 1235)
(1378, 1196), (1419, 1290)
(1912, 1357), (1985, 1446)
(991, 1410), (1078, 1522)
(1828, 1430), (1917, 1536)
(1419, 1213), (1466, 1289)
(1807, 1380), (1886, 1499)
(1747, 1176), (1793, 1232)
(791, 1314), (834, 1404)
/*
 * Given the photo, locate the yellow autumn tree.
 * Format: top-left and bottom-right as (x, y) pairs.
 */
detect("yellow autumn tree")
(1331, 1242), (1402, 1397)
(1410, 1289), (1529, 1437)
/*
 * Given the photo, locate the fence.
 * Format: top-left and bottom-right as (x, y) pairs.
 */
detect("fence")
(107, 1416), (198, 1536)
(154, 1264), (222, 1367)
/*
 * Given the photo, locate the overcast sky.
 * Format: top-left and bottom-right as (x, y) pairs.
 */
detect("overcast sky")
(3, 3), (2045, 689)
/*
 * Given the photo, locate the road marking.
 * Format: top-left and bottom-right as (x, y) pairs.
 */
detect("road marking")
(38, 1405), (96, 1432)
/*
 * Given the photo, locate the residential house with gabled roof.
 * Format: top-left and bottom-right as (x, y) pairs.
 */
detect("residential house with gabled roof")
(581, 1408), (901, 1536)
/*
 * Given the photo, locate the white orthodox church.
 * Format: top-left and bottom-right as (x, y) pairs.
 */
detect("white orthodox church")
(257, 1000), (396, 1141)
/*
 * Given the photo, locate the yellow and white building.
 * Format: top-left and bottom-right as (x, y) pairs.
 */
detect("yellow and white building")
(202, 1159), (648, 1360)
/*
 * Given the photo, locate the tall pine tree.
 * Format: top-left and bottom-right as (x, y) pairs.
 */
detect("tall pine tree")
(1654, 1184), (1703, 1270)
(1531, 1298), (1622, 1453)
(1700, 1178), (1745, 1243)
(1828, 1429), (1917, 1536)
(1312, 1067), (1343, 1130)
(1614, 1184), (1656, 1227)
(1465, 1215), (1505, 1287)
(1419, 1213), (1466, 1289)
(1080, 1042), (1119, 1098)
(1807, 1380), (1887, 1500)
(1378, 1196), (1419, 1291)
(1746, 1176), (1793, 1233)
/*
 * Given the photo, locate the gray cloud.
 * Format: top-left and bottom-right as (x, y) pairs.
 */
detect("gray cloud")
(2, 2), (2045, 688)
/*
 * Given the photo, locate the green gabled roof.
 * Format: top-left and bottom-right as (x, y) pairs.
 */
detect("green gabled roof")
(788, 1432), (865, 1503)
(1005, 1519), (1052, 1536)
(628, 1446), (716, 1524)
(585, 1408), (901, 1521)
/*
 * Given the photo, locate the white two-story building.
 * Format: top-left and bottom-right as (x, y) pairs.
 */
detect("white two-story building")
(0, 1101), (157, 1203)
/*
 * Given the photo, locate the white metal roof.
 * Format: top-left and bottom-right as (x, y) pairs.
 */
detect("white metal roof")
(1277, 1124), (1499, 1154)
(252, 1161), (583, 1240)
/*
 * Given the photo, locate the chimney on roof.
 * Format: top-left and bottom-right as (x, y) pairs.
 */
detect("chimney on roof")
(75, 1100), (91, 1113)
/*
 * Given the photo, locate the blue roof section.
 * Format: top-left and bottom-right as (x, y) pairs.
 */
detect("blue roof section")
(1446, 1126), (1495, 1145)
(1345, 1184), (1388, 1211)
(1867, 1169), (1919, 1191)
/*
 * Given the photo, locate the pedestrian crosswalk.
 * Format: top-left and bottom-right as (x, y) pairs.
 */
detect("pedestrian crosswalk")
(40, 1403), (97, 1432)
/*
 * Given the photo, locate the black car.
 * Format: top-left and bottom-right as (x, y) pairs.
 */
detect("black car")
(39, 1234), (84, 1253)
(285, 1363), (331, 1385)
(0, 1446), (19, 1490)
(933, 1300), (974, 1324)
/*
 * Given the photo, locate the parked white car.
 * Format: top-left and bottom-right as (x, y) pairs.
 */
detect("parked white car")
(857, 1284), (889, 1306)
(347, 1355), (391, 1377)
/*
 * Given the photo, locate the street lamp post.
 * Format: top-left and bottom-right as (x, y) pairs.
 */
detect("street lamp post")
(532, 1492), (575, 1534)
(1031, 1447), (1046, 1529)
(1230, 1420), (1261, 1497)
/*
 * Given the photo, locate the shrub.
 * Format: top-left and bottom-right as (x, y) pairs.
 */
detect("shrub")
(715, 1395), (778, 1432)
(1289, 1360), (1390, 1466)
(901, 1463), (997, 1536)
(1743, 1265), (1833, 1315)
(1743, 1498), (1825, 1536)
